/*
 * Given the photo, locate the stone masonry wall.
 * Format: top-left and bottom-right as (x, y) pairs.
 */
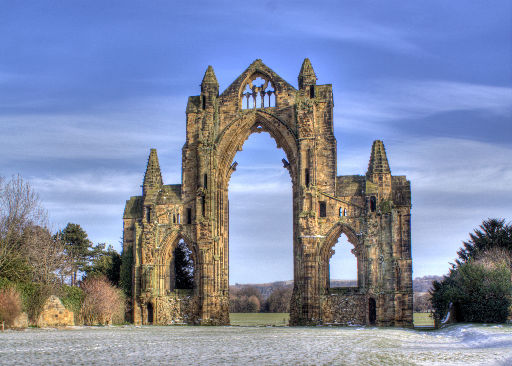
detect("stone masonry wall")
(321, 289), (367, 326)
(154, 293), (199, 325)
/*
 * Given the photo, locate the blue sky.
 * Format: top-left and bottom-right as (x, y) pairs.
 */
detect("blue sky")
(1, 1), (511, 284)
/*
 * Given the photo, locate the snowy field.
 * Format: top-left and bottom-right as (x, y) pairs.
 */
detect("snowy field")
(1, 324), (512, 365)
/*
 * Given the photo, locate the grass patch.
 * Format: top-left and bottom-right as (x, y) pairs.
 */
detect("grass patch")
(414, 312), (435, 327)
(230, 312), (434, 327)
(229, 313), (289, 326)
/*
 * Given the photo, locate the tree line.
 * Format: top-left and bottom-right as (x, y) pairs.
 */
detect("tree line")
(229, 286), (292, 313)
(0, 175), (130, 327)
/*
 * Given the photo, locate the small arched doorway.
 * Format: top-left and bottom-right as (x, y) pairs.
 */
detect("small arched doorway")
(368, 298), (376, 325)
(147, 302), (154, 325)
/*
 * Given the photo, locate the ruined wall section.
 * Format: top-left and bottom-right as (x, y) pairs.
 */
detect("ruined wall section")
(320, 289), (367, 325)
(153, 291), (199, 325)
(124, 59), (413, 327)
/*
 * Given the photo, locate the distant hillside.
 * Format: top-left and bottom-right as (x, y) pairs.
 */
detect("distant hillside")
(231, 276), (443, 299)
(413, 275), (444, 293)
(231, 281), (293, 299)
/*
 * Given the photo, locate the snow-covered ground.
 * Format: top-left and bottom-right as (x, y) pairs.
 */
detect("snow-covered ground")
(1, 324), (511, 365)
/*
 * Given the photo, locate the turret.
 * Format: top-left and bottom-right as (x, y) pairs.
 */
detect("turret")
(143, 148), (163, 197)
(201, 65), (219, 109)
(298, 58), (317, 94)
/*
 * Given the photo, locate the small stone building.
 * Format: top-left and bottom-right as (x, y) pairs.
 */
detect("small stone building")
(36, 295), (74, 327)
(123, 59), (413, 326)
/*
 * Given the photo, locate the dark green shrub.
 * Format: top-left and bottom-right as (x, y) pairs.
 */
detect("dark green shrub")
(431, 260), (511, 323)
(60, 285), (84, 316)
(119, 245), (133, 297)
(15, 282), (52, 322)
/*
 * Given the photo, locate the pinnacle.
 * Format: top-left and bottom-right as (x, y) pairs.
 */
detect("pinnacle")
(201, 65), (218, 85)
(299, 58), (316, 78)
(250, 59), (264, 67)
(367, 140), (391, 175)
(298, 58), (317, 89)
(143, 148), (163, 195)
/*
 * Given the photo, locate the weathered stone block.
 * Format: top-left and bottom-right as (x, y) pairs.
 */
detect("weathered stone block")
(36, 296), (74, 328)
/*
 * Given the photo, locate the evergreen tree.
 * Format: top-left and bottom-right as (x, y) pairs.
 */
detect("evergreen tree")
(174, 240), (194, 290)
(456, 218), (512, 264)
(431, 218), (512, 323)
(85, 243), (121, 285)
(119, 246), (133, 297)
(59, 223), (93, 286)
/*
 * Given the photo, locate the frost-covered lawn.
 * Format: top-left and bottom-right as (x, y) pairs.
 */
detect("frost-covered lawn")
(1, 324), (511, 365)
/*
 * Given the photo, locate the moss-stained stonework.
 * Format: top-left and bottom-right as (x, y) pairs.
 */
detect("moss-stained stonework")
(123, 59), (413, 326)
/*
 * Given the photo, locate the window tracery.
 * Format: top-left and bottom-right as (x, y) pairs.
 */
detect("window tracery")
(241, 75), (276, 109)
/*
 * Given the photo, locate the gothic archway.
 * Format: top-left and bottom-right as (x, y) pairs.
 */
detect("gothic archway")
(318, 222), (363, 293)
(156, 232), (198, 296)
(213, 109), (300, 314)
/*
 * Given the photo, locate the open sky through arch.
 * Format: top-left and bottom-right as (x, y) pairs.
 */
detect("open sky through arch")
(1, 0), (511, 283)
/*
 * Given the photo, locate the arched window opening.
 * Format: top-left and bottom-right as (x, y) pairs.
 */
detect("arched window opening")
(255, 92), (262, 109)
(395, 266), (401, 291)
(203, 173), (208, 189)
(202, 95), (206, 110)
(309, 85), (315, 98)
(241, 76), (275, 110)
(268, 90), (276, 107)
(370, 196), (377, 212)
(177, 213), (180, 224)
(319, 201), (327, 218)
(186, 207), (192, 224)
(339, 207), (342, 217)
(171, 239), (194, 290)
(305, 168), (310, 187)
(173, 214), (176, 224)
(243, 84), (254, 109)
(146, 207), (151, 222)
(344, 208), (348, 217)
(329, 234), (357, 288)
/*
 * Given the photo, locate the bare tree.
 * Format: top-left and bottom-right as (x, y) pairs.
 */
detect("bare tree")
(413, 293), (433, 313)
(266, 287), (292, 313)
(81, 276), (125, 325)
(0, 175), (67, 284)
(0, 288), (22, 327)
(0, 175), (47, 281)
(22, 225), (66, 284)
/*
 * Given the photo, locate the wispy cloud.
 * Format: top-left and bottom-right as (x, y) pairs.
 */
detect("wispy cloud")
(0, 96), (186, 161)
(296, 20), (421, 54)
(336, 80), (512, 134)
(391, 137), (512, 194)
(31, 171), (142, 196)
(229, 168), (290, 194)
(341, 136), (512, 195)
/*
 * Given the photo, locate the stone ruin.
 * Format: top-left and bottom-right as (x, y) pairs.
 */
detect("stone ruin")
(123, 59), (413, 326)
(36, 295), (74, 327)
